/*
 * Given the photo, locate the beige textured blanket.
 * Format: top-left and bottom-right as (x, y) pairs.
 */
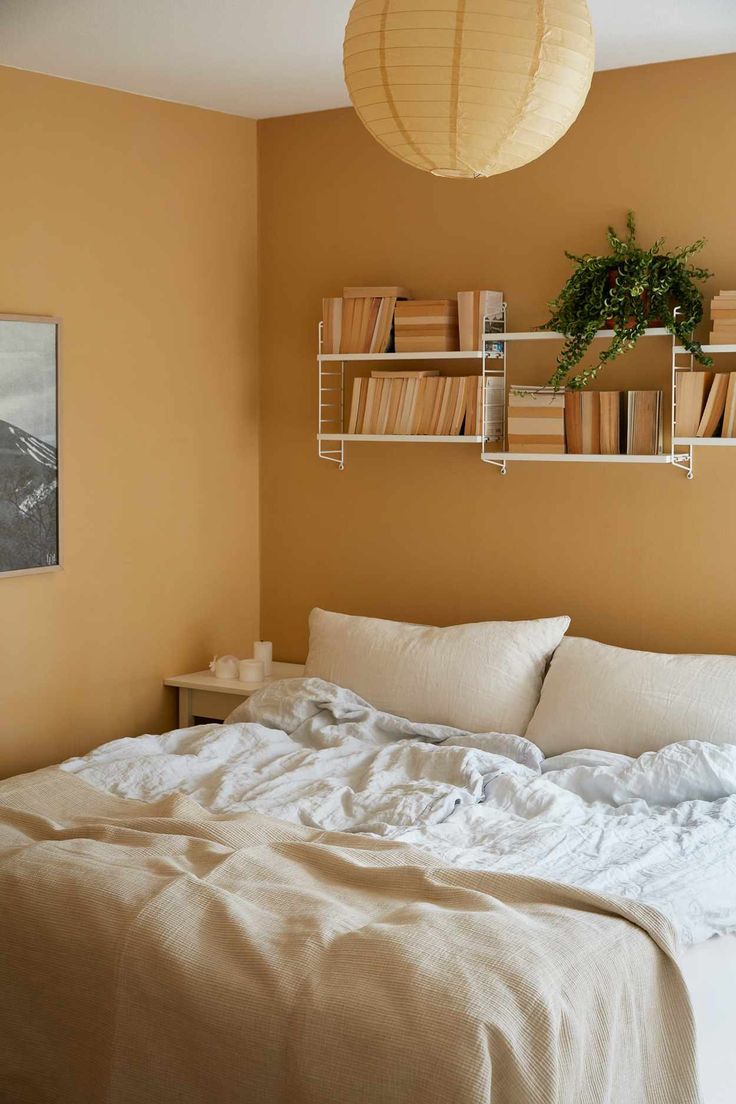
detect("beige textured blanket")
(0, 767), (699, 1104)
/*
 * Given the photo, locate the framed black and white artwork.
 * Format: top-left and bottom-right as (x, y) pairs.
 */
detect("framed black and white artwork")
(0, 315), (60, 577)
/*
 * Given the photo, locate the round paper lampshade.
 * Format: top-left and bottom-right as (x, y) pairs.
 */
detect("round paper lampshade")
(343, 0), (595, 179)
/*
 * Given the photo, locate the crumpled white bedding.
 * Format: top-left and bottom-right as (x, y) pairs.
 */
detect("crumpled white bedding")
(62, 677), (736, 946)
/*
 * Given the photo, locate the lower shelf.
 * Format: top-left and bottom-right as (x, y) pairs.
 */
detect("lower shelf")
(318, 434), (484, 443)
(483, 452), (683, 464)
(318, 435), (694, 475)
(319, 434), (690, 463)
(674, 438), (736, 447)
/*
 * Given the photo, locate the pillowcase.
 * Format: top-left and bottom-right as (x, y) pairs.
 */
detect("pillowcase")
(525, 636), (736, 756)
(304, 608), (571, 735)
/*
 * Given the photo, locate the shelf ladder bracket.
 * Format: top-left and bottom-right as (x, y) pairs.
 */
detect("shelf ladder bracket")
(318, 320), (345, 470)
(671, 315), (694, 479)
(480, 304), (507, 474)
(672, 450), (694, 479)
(481, 454), (507, 475)
(319, 446), (345, 471)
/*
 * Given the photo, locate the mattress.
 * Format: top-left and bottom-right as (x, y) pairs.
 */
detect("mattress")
(680, 933), (736, 1104)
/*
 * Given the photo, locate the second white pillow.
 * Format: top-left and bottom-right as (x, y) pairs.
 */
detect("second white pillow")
(525, 636), (736, 756)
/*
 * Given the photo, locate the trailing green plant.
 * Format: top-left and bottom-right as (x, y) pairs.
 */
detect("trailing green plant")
(543, 212), (713, 390)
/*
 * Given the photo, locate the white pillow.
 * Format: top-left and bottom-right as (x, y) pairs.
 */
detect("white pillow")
(304, 608), (571, 735)
(526, 636), (736, 756)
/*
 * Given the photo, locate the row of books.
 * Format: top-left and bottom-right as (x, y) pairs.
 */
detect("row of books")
(675, 371), (736, 438)
(323, 287), (409, 356)
(322, 287), (504, 355)
(507, 388), (663, 455)
(709, 290), (736, 344)
(347, 371), (504, 438)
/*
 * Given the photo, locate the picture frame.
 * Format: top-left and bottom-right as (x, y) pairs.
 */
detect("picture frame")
(0, 314), (61, 578)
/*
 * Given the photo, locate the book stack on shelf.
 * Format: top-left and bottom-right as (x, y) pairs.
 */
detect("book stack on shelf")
(322, 286), (411, 354)
(322, 288), (504, 355)
(508, 388), (664, 455)
(394, 300), (459, 353)
(709, 291), (736, 344)
(347, 371), (504, 439)
(457, 291), (504, 351)
(507, 388), (565, 453)
(566, 391), (663, 455)
(675, 372), (736, 438)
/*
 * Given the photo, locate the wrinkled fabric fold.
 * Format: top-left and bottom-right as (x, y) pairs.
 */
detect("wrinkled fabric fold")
(63, 677), (736, 944)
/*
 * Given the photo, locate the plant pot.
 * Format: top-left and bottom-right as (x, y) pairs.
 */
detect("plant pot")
(604, 268), (662, 329)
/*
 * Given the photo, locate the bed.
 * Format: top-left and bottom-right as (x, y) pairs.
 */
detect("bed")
(2, 608), (735, 1103)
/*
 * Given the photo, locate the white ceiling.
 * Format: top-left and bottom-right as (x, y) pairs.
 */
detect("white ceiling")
(0, 0), (734, 120)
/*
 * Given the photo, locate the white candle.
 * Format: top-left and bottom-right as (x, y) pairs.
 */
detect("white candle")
(239, 658), (265, 684)
(210, 655), (240, 680)
(254, 640), (273, 677)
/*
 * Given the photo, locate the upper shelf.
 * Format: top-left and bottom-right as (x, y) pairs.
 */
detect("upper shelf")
(674, 344), (736, 355)
(320, 350), (486, 362)
(491, 327), (669, 342)
(319, 327), (671, 361)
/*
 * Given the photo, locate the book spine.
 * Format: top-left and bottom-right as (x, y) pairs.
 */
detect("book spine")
(347, 378), (363, 434)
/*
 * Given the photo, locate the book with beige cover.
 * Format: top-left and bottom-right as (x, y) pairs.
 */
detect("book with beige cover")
(343, 286), (411, 300)
(371, 369), (439, 378)
(599, 392), (624, 454)
(565, 392), (601, 454)
(675, 372), (714, 438)
(723, 374), (736, 438)
(322, 297), (343, 354)
(626, 391), (662, 455)
(417, 378), (441, 434)
(696, 373), (730, 437)
(362, 376), (383, 433)
(396, 377), (418, 434)
(449, 378), (468, 435)
(457, 290), (504, 351)
(347, 377), (363, 434)
(369, 298), (398, 353)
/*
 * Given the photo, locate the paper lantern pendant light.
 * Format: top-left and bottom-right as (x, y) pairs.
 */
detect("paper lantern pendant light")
(343, 0), (595, 179)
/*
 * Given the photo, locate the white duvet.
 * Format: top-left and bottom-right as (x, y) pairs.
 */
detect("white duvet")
(62, 678), (736, 946)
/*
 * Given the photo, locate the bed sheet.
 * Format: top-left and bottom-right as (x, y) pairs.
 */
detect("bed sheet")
(680, 933), (736, 1104)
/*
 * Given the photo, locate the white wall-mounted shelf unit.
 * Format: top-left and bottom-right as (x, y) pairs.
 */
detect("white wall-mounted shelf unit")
(318, 308), (701, 476)
(672, 329), (736, 463)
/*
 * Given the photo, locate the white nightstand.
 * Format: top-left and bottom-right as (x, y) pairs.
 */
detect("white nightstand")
(164, 662), (305, 727)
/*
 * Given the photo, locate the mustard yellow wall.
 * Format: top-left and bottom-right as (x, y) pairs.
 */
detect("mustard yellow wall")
(4, 54), (736, 776)
(0, 67), (260, 777)
(258, 54), (736, 663)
